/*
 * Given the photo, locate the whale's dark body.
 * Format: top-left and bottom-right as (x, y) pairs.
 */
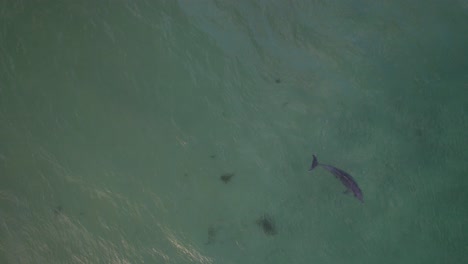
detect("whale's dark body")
(309, 155), (363, 202)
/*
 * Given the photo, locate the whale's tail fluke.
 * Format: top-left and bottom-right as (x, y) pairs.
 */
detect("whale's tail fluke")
(309, 154), (319, 171)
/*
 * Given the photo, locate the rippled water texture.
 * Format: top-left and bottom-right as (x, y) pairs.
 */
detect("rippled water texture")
(0, 1), (467, 263)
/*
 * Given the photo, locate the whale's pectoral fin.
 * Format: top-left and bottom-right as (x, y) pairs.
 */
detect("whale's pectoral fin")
(343, 189), (350, 195)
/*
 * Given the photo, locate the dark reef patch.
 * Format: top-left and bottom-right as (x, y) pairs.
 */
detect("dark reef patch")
(220, 173), (234, 183)
(205, 225), (219, 245)
(256, 214), (277, 236)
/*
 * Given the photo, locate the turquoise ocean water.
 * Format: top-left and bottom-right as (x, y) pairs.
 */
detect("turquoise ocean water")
(1, 1), (467, 263)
